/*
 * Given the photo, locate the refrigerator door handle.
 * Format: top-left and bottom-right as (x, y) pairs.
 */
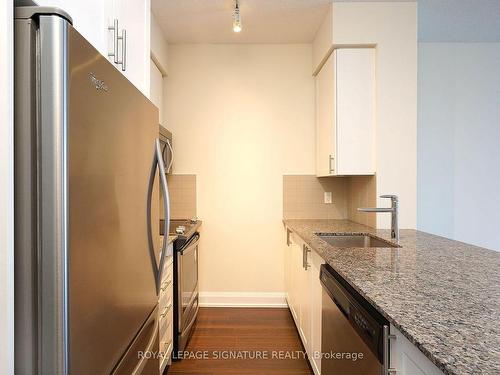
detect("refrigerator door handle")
(147, 139), (171, 294)
(156, 138), (171, 287)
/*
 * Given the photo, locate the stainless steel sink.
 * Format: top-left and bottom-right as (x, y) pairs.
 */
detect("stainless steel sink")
(315, 233), (400, 248)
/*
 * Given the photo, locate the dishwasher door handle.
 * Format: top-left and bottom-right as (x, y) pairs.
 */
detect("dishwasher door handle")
(383, 325), (397, 374)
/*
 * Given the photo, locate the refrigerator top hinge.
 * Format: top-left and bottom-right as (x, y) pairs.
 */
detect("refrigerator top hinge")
(14, 5), (73, 25)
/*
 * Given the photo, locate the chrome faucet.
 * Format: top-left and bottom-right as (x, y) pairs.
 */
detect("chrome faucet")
(358, 195), (399, 242)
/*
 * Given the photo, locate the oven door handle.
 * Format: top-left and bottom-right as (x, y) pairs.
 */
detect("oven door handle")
(183, 300), (199, 333)
(180, 234), (200, 255)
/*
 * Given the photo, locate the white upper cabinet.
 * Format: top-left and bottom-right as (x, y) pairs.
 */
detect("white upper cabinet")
(36, 0), (113, 55)
(37, 0), (150, 96)
(315, 51), (335, 177)
(315, 48), (375, 177)
(110, 0), (150, 95)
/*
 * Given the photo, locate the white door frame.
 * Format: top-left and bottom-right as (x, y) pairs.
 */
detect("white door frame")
(0, 1), (15, 374)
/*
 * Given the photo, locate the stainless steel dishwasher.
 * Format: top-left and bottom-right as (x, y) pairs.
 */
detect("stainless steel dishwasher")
(320, 264), (393, 375)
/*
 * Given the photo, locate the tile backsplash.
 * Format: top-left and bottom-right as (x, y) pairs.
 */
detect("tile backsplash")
(283, 175), (347, 220)
(346, 175), (377, 228)
(283, 174), (377, 228)
(167, 174), (197, 220)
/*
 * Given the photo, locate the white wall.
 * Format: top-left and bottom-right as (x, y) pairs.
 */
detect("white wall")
(0, 0), (14, 373)
(149, 60), (164, 124)
(150, 12), (168, 75)
(165, 44), (315, 300)
(330, 2), (418, 229)
(418, 43), (500, 251)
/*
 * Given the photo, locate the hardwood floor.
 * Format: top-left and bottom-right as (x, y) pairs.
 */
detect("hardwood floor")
(168, 307), (313, 375)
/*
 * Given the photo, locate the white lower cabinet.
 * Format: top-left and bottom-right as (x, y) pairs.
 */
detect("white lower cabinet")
(284, 228), (324, 375)
(159, 245), (174, 373)
(309, 250), (323, 375)
(285, 228), (443, 375)
(390, 325), (444, 375)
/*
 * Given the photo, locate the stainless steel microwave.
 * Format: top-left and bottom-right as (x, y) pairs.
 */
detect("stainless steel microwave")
(158, 125), (173, 237)
(159, 125), (173, 174)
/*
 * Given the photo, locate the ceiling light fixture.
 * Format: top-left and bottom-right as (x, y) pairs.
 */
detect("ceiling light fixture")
(233, 0), (242, 33)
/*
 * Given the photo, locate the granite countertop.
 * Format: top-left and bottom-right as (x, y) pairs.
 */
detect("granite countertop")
(283, 219), (500, 375)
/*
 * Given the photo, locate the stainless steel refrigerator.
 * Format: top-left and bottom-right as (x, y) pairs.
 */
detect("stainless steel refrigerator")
(14, 5), (171, 374)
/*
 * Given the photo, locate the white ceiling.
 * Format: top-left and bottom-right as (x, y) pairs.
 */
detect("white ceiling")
(152, 0), (500, 44)
(151, 0), (333, 44)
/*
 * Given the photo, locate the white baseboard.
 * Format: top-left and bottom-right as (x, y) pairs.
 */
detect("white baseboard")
(198, 292), (287, 308)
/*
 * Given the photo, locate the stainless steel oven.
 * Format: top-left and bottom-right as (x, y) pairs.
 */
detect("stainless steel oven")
(177, 233), (199, 349)
(172, 229), (200, 356)
(320, 264), (392, 375)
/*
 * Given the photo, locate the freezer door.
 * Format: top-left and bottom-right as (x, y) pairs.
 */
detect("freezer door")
(112, 307), (159, 375)
(67, 25), (160, 374)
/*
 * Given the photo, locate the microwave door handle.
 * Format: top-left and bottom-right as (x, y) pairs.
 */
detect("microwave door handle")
(166, 139), (173, 173)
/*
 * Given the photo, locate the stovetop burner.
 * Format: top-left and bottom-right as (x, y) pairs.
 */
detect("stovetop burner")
(159, 218), (199, 238)
(169, 219), (198, 236)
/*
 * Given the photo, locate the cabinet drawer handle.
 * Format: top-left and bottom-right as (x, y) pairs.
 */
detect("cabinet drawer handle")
(160, 279), (172, 292)
(160, 302), (173, 318)
(163, 339), (172, 352)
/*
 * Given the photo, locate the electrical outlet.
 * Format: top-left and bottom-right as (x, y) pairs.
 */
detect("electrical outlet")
(324, 192), (332, 204)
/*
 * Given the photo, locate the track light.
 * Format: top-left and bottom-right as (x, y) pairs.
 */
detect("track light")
(233, 0), (242, 33)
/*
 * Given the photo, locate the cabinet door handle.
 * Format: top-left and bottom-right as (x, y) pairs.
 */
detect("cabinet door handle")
(117, 29), (127, 71)
(329, 154), (334, 174)
(383, 326), (397, 374)
(304, 246), (311, 270)
(121, 29), (126, 71)
(108, 20), (127, 71)
(108, 19), (119, 63)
